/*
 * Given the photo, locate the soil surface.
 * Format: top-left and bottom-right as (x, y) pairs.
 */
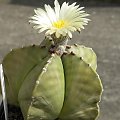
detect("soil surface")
(0, 2), (120, 120)
(0, 103), (23, 120)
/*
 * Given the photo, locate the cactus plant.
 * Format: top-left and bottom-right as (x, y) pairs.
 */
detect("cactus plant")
(1, 43), (103, 120)
(0, 0), (103, 120)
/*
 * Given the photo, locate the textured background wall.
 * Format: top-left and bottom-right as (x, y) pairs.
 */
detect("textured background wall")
(0, 0), (120, 6)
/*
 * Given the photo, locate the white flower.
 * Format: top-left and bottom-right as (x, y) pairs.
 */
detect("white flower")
(29, 0), (90, 39)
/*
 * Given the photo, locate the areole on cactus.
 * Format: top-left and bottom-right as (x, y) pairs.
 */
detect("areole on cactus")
(0, 0), (103, 120)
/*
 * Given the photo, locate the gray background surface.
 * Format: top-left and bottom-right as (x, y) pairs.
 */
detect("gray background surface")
(0, 0), (120, 120)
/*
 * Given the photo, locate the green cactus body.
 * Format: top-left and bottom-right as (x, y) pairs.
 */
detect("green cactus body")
(2, 45), (51, 105)
(66, 44), (97, 71)
(1, 43), (103, 120)
(59, 53), (102, 120)
(18, 54), (64, 120)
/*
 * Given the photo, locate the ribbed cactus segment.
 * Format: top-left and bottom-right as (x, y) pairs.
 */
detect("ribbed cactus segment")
(59, 54), (103, 120)
(66, 44), (97, 71)
(18, 54), (64, 120)
(2, 45), (50, 105)
(18, 55), (51, 119)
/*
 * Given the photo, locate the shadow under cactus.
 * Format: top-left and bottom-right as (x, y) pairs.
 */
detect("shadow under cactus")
(0, 102), (24, 120)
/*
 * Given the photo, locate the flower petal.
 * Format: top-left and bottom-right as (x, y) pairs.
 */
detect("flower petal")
(56, 31), (61, 38)
(54, 0), (60, 19)
(67, 31), (72, 38)
(45, 4), (57, 23)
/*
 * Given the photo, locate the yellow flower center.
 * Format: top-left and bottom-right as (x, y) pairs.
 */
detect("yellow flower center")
(53, 20), (65, 29)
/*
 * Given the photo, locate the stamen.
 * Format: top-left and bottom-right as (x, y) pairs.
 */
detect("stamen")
(53, 20), (65, 29)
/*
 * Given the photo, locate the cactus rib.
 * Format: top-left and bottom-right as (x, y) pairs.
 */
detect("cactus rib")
(18, 54), (65, 120)
(59, 53), (103, 120)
